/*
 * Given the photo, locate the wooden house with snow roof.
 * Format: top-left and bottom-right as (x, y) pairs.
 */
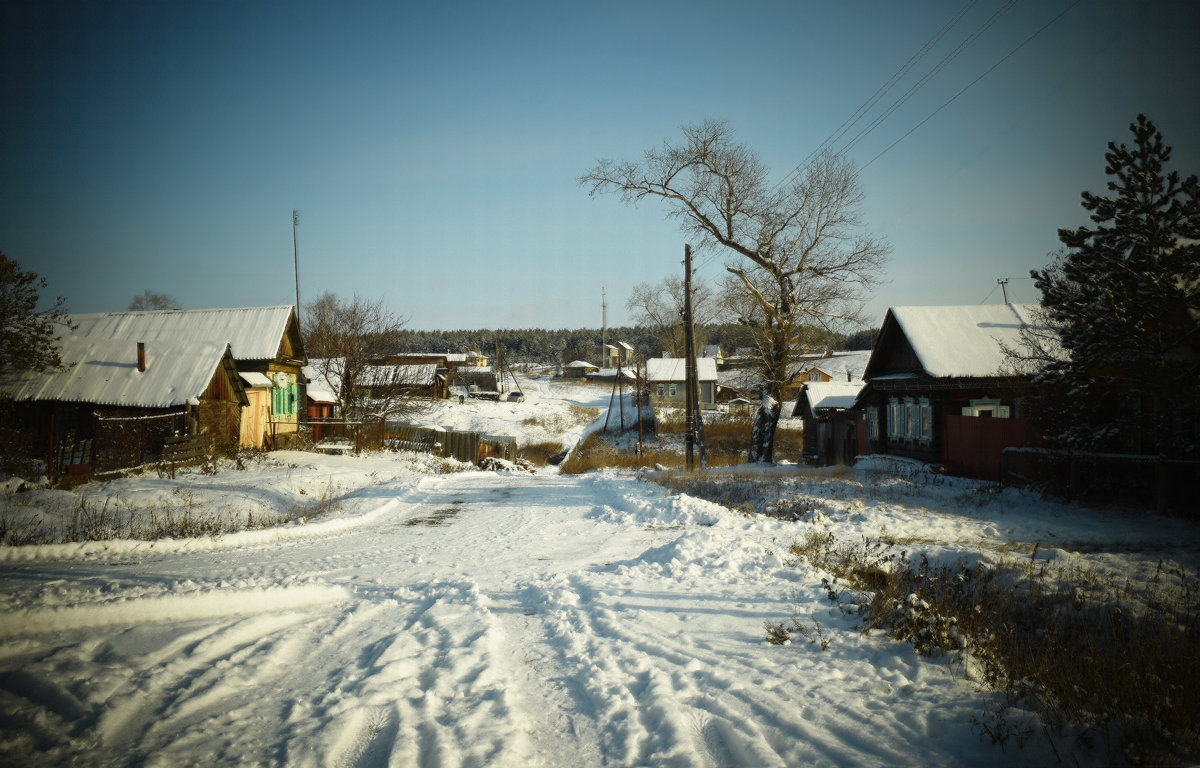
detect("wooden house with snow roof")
(563, 360), (599, 379)
(855, 304), (1046, 480)
(793, 381), (866, 467)
(1, 306), (309, 477)
(646, 357), (719, 409)
(603, 342), (635, 370)
(68, 306), (306, 449)
(0, 336), (248, 478)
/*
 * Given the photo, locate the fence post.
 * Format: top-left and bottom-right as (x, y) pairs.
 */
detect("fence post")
(1157, 454), (1167, 515)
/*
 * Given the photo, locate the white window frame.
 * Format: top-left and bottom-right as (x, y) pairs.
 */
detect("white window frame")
(961, 398), (1010, 418)
(919, 397), (932, 444)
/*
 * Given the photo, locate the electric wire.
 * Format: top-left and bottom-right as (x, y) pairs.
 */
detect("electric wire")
(838, 0), (1019, 159)
(776, 0), (980, 191)
(860, 0), (1085, 171)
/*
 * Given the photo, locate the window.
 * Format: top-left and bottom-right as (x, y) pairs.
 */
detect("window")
(961, 398), (1010, 418)
(886, 397), (932, 443)
(271, 373), (298, 418)
(867, 407), (879, 441)
(807, 370), (823, 381)
(669, 383), (677, 397)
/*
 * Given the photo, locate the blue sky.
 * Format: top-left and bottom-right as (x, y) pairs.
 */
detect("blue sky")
(2, 0), (1197, 332)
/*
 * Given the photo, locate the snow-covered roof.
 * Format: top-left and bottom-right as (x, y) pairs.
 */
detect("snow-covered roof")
(595, 368), (637, 379)
(874, 304), (1048, 379)
(793, 350), (871, 382)
(700, 345), (722, 358)
(359, 363), (438, 386)
(0, 336), (240, 408)
(304, 360), (343, 403)
(565, 360), (599, 369)
(717, 367), (760, 391)
(239, 372), (273, 388)
(69, 306), (298, 363)
(645, 357), (718, 382)
(801, 381), (865, 412)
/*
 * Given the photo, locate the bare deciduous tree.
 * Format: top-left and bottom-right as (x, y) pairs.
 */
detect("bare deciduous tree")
(303, 292), (426, 422)
(128, 289), (179, 311)
(582, 120), (889, 461)
(626, 276), (719, 357)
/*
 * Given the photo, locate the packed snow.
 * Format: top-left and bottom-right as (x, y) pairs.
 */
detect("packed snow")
(2, 379), (1197, 767)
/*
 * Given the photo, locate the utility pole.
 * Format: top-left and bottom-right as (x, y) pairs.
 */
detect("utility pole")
(292, 210), (302, 324)
(997, 277), (1010, 304)
(636, 356), (644, 458)
(683, 245), (702, 470)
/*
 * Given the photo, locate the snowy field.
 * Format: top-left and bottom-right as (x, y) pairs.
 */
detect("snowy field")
(2, 378), (1197, 767)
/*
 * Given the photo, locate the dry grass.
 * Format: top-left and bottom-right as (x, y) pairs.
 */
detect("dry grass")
(658, 468), (1200, 765)
(521, 404), (602, 434)
(1, 479), (338, 546)
(518, 441), (568, 466)
(559, 411), (802, 473)
(788, 532), (1200, 766)
(560, 433), (667, 474)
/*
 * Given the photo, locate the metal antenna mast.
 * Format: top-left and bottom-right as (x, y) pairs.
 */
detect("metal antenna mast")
(601, 286), (608, 353)
(292, 210), (302, 323)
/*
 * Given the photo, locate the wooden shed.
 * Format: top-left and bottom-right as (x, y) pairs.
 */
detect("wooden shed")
(0, 337), (247, 479)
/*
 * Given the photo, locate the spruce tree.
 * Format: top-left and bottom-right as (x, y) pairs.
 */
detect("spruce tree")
(1032, 115), (1200, 457)
(0, 251), (73, 375)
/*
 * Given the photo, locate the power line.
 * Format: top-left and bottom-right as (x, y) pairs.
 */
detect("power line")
(835, 0), (1019, 158)
(860, 0), (1084, 171)
(777, 0), (980, 191)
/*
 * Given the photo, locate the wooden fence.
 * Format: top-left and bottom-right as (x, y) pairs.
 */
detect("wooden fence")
(384, 423), (515, 464)
(305, 419), (516, 465)
(53, 409), (189, 479)
(1003, 447), (1199, 515)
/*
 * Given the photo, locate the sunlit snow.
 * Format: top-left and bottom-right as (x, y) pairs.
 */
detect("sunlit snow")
(1, 378), (1195, 767)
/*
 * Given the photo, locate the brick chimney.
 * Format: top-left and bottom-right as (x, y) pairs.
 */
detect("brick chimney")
(137, 342), (146, 372)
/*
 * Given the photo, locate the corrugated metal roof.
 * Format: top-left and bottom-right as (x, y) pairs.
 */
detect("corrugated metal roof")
(359, 363), (437, 386)
(69, 306), (296, 362)
(1, 337), (235, 408)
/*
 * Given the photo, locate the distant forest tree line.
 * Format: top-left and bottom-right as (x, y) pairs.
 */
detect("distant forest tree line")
(393, 323), (876, 366)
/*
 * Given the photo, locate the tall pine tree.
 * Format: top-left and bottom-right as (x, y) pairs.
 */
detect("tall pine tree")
(1032, 115), (1200, 457)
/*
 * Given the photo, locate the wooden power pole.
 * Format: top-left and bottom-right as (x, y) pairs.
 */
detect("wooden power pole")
(683, 244), (704, 470)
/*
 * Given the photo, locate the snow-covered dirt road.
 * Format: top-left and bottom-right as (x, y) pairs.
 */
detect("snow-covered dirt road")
(0, 462), (1067, 767)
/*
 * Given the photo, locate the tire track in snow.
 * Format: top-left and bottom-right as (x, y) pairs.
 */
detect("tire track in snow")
(298, 580), (536, 768)
(1, 467), (1015, 767)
